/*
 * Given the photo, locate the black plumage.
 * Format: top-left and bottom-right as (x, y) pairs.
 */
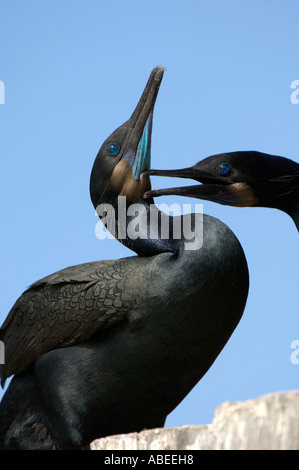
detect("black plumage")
(0, 68), (249, 449)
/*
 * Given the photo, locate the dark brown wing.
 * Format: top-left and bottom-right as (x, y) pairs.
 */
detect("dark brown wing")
(0, 258), (140, 387)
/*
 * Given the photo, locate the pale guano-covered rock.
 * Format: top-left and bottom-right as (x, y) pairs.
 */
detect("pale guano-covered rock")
(91, 391), (299, 450)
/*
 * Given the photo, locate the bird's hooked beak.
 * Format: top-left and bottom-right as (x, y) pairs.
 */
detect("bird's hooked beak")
(143, 166), (249, 206)
(143, 151), (299, 215)
(108, 66), (165, 201)
(124, 66), (165, 180)
(144, 162), (259, 207)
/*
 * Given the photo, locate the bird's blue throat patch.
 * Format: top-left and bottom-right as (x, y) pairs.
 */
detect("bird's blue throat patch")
(124, 113), (152, 181)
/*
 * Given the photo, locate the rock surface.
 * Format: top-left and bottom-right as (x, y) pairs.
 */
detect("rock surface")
(91, 391), (299, 450)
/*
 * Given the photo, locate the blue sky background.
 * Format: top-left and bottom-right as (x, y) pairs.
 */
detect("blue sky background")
(0, 1), (298, 429)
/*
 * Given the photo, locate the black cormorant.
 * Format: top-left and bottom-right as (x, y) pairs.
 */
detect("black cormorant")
(0, 69), (249, 450)
(145, 151), (299, 231)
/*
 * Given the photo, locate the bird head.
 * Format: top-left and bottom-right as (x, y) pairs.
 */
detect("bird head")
(90, 66), (165, 209)
(144, 151), (299, 213)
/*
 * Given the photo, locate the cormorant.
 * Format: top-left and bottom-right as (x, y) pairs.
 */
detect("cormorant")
(144, 151), (299, 231)
(0, 68), (249, 450)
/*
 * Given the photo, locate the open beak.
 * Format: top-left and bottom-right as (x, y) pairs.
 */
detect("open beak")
(123, 66), (165, 180)
(143, 166), (243, 206)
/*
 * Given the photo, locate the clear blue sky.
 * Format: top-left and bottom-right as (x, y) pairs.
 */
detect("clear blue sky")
(0, 1), (298, 429)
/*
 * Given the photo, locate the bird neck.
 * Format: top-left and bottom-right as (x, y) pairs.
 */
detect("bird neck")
(96, 194), (203, 257)
(292, 211), (299, 232)
(285, 200), (299, 232)
(274, 189), (299, 232)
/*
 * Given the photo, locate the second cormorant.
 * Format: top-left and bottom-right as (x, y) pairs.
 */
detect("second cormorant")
(145, 150), (299, 231)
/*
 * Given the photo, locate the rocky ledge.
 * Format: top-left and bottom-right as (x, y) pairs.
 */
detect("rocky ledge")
(91, 391), (299, 450)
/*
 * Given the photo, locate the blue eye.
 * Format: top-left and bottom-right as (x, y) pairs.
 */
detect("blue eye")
(108, 144), (120, 156)
(219, 163), (231, 176)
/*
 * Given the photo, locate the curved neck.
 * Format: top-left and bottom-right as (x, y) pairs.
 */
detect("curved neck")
(274, 190), (299, 232)
(95, 195), (203, 257)
(292, 213), (299, 232)
(285, 203), (299, 232)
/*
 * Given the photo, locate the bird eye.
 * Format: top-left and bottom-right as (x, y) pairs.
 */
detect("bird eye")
(108, 144), (120, 156)
(219, 163), (231, 176)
